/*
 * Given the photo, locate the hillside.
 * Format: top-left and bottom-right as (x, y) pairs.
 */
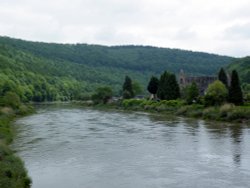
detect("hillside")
(0, 36), (234, 101)
(227, 56), (250, 84)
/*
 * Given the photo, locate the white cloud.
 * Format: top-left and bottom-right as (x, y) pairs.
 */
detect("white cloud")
(0, 0), (250, 57)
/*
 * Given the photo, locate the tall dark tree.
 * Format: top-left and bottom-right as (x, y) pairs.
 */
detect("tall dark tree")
(157, 71), (180, 100)
(228, 70), (243, 105)
(147, 76), (159, 99)
(122, 76), (134, 99)
(218, 68), (228, 88)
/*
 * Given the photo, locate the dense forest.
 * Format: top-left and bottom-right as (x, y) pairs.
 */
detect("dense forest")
(227, 57), (250, 84)
(227, 57), (250, 94)
(0, 36), (234, 102)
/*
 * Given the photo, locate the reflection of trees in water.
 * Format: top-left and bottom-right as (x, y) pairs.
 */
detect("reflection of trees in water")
(198, 121), (244, 166)
(229, 124), (243, 166)
(204, 121), (228, 138)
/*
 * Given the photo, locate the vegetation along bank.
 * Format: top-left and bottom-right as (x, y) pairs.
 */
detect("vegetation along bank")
(90, 67), (250, 123)
(0, 92), (33, 188)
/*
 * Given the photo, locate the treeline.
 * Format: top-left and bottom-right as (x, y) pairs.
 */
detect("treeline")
(0, 36), (233, 75)
(92, 67), (246, 107)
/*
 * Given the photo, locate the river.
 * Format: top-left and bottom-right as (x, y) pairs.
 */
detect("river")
(12, 105), (250, 188)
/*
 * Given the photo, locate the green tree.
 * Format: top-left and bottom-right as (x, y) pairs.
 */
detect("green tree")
(2, 91), (21, 109)
(204, 80), (228, 106)
(132, 81), (143, 96)
(157, 71), (180, 100)
(185, 82), (199, 104)
(147, 76), (159, 99)
(228, 70), (243, 105)
(122, 76), (134, 99)
(91, 86), (113, 104)
(218, 68), (228, 88)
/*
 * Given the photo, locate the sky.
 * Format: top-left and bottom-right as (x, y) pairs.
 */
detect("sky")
(0, 0), (250, 57)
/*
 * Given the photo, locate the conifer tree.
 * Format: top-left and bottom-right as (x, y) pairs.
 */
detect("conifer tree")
(122, 76), (134, 99)
(218, 68), (228, 88)
(147, 76), (159, 99)
(228, 70), (243, 105)
(157, 71), (180, 100)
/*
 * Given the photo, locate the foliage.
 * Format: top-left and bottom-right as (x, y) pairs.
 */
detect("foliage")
(218, 68), (228, 88)
(157, 71), (180, 100)
(132, 81), (143, 96)
(184, 82), (199, 104)
(227, 56), (250, 84)
(0, 36), (234, 103)
(1, 92), (21, 109)
(91, 86), (113, 104)
(147, 76), (159, 99)
(228, 70), (243, 105)
(0, 111), (32, 188)
(204, 80), (228, 106)
(122, 76), (134, 99)
(122, 99), (184, 111)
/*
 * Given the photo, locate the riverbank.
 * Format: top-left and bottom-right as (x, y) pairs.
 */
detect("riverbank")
(0, 105), (33, 188)
(78, 99), (250, 124)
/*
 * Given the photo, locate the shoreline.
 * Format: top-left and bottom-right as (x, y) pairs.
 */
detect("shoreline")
(0, 106), (33, 188)
(75, 99), (250, 124)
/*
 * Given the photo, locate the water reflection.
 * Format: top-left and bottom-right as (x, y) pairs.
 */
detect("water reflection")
(229, 124), (243, 166)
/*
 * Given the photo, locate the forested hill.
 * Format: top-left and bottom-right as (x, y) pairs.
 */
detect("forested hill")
(227, 57), (250, 84)
(0, 36), (234, 101)
(0, 36), (233, 75)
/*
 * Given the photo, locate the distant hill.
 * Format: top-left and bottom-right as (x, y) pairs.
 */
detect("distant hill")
(227, 56), (250, 84)
(0, 36), (234, 101)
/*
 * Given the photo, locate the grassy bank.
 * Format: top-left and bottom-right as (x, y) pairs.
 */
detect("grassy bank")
(0, 105), (33, 188)
(91, 99), (250, 123)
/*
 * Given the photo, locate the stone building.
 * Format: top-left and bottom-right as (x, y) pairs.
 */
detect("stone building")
(179, 70), (217, 95)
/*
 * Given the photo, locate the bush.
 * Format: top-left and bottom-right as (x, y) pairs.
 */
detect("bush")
(122, 99), (146, 108)
(204, 81), (228, 106)
(202, 107), (220, 120)
(219, 103), (234, 118)
(2, 92), (21, 109)
(227, 107), (250, 121)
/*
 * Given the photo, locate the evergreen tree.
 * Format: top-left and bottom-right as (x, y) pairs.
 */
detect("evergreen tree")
(228, 70), (243, 105)
(147, 76), (159, 99)
(157, 71), (180, 100)
(218, 68), (228, 88)
(122, 76), (134, 99)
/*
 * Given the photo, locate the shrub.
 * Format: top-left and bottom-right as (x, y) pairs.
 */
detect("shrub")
(204, 80), (228, 106)
(203, 107), (220, 120)
(219, 103), (234, 118)
(122, 99), (145, 108)
(227, 107), (250, 121)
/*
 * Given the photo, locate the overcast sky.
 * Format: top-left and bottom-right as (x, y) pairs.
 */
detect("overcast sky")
(0, 0), (250, 57)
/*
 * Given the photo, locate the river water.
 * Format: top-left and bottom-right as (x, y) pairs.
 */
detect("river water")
(12, 105), (250, 188)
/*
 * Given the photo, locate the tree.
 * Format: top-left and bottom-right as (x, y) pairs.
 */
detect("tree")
(228, 70), (243, 105)
(2, 91), (21, 109)
(147, 76), (159, 99)
(218, 68), (228, 88)
(91, 86), (113, 104)
(122, 76), (134, 99)
(204, 80), (228, 106)
(185, 82), (199, 104)
(132, 81), (143, 96)
(157, 71), (180, 100)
